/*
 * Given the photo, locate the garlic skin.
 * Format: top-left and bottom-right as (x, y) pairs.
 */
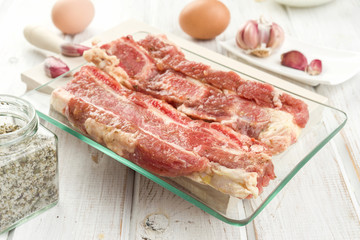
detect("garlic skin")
(306, 59), (322, 75)
(236, 17), (285, 57)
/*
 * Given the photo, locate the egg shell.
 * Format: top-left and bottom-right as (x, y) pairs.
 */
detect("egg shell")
(52, 0), (95, 35)
(179, 0), (230, 40)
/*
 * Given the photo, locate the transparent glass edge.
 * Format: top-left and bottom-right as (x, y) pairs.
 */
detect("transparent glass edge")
(37, 107), (347, 226)
(20, 30), (349, 226)
(246, 112), (347, 223)
(35, 111), (245, 226)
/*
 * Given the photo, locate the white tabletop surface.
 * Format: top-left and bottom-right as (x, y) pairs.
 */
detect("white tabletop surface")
(1, 0), (360, 239)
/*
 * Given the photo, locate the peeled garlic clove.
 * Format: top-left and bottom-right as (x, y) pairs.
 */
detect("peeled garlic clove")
(44, 56), (71, 78)
(61, 43), (91, 57)
(281, 50), (308, 71)
(306, 59), (322, 75)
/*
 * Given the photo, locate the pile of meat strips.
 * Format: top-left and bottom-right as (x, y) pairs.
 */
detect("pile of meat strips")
(51, 34), (309, 199)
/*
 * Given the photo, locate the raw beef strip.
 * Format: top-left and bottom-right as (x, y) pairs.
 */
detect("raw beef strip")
(51, 66), (275, 198)
(88, 37), (300, 154)
(138, 34), (309, 128)
(59, 94), (208, 177)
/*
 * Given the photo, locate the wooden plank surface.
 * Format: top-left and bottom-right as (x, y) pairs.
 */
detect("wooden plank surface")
(129, 174), (246, 240)
(253, 140), (360, 239)
(0, 0), (359, 239)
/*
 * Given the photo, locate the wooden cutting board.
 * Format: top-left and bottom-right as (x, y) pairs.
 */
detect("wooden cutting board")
(20, 19), (327, 105)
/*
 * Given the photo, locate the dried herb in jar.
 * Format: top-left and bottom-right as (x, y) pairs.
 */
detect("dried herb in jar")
(0, 95), (59, 234)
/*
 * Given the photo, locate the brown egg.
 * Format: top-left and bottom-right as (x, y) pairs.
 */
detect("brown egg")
(179, 0), (230, 40)
(52, 0), (95, 35)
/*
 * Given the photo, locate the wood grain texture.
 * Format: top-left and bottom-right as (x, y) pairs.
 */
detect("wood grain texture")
(253, 141), (360, 240)
(0, 0), (359, 239)
(129, 174), (246, 240)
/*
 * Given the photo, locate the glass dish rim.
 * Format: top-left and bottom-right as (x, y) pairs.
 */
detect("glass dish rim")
(21, 34), (347, 226)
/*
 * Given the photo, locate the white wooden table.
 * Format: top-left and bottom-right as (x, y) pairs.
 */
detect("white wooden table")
(1, 0), (360, 239)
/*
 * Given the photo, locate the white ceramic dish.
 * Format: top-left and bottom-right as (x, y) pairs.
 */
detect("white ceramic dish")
(219, 35), (360, 86)
(275, 0), (334, 8)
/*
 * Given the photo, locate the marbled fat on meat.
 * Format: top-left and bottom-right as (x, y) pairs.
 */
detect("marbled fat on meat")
(138, 34), (309, 128)
(51, 66), (275, 198)
(52, 89), (207, 177)
(90, 36), (301, 154)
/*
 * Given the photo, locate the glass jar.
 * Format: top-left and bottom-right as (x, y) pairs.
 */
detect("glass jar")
(0, 95), (59, 234)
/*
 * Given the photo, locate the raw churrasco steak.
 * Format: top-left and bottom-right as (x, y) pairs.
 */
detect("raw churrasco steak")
(138, 34), (309, 128)
(51, 65), (275, 198)
(86, 36), (302, 154)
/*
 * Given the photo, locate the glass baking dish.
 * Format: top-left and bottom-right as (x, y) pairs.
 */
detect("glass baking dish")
(21, 32), (347, 226)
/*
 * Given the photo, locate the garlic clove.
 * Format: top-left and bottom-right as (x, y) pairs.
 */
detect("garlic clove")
(258, 18), (271, 46)
(306, 59), (322, 75)
(267, 23), (285, 49)
(236, 29), (249, 50)
(44, 56), (71, 78)
(243, 20), (259, 50)
(281, 50), (308, 71)
(61, 43), (91, 57)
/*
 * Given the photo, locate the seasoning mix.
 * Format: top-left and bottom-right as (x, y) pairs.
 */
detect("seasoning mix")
(0, 95), (59, 234)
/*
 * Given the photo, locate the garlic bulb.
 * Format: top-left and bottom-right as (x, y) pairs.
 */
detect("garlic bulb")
(236, 16), (285, 57)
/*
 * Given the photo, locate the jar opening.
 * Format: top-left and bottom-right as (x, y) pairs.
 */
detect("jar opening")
(0, 95), (38, 146)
